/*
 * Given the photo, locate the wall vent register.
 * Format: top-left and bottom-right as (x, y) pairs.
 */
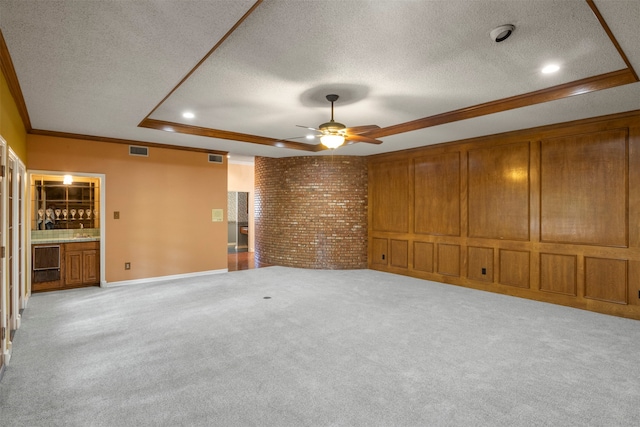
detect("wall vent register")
(208, 154), (224, 164)
(129, 145), (149, 156)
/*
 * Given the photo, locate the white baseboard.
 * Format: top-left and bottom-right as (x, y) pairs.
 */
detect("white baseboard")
(102, 269), (228, 288)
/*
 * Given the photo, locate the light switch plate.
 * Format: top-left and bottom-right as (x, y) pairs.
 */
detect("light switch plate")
(211, 209), (223, 222)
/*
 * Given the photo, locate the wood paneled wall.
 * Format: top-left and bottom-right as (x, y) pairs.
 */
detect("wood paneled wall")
(368, 111), (640, 320)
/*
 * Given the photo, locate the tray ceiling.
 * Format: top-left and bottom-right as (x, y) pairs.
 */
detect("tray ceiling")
(1, 0), (639, 158)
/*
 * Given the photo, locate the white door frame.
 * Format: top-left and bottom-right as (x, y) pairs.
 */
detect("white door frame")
(0, 136), (8, 363)
(8, 149), (25, 330)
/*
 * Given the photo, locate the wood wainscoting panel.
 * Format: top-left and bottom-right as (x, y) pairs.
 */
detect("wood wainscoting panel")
(390, 239), (409, 268)
(414, 241), (434, 272)
(468, 141), (530, 240)
(437, 244), (460, 277)
(499, 249), (530, 288)
(540, 129), (628, 247)
(368, 111), (640, 319)
(370, 160), (410, 233)
(540, 253), (577, 296)
(584, 257), (628, 304)
(371, 238), (388, 266)
(468, 246), (494, 282)
(414, 152), (460, 236)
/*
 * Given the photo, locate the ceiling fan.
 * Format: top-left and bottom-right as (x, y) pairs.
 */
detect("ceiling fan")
(298, 94), (383, 149)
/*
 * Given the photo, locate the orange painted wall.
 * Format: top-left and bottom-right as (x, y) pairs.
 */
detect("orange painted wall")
(228, 162), (254, 190)
(27, 135), (228, 283)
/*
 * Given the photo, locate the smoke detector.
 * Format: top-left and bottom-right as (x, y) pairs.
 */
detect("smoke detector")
(490, 24), (515, 43)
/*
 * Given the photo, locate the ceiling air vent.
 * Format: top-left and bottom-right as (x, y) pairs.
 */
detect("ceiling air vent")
(129, 145), (149, 157)
(208, 154), (224, 164)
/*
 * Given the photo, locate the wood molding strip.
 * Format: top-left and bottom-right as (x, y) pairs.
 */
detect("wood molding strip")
(141, 0), (264, 122)
(29, 129), (228, 156)
(365, 69), (637, 139)
(140, 68), (635, 151)
(367, 109), (640, 161)
(0, 29), (32, 131)
(139, 118), (321, 152)
(586, 0), (639, 81)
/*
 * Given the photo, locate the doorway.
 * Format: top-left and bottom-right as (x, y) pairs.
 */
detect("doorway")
(227, 191), (249, 253)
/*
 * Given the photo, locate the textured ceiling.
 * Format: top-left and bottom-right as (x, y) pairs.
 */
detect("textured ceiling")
(1, 0), (639, 160)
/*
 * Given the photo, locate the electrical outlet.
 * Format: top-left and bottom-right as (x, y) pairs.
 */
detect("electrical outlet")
(125, 262), (131, 270)
(114, 211), (120, 219)
(481, 268), (487, 275)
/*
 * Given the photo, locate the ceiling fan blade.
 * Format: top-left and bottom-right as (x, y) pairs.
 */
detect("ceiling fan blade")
(345, 134), (383, 144)
(345, 125), (380, 134)
(296, 125), (320, 132)
(272, 135), (316, 145)
(282, 136), (310, 140)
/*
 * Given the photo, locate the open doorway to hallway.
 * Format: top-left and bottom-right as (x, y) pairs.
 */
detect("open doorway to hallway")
(227, 191), (249, 254)
(227, 156), (258, 271)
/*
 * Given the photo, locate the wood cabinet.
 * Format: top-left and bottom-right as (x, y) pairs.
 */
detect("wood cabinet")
(64, 241), (99, 287)
(32, 241), (99, 292)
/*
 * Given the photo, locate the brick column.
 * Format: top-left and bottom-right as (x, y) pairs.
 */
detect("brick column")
(255, 156), (368, 269)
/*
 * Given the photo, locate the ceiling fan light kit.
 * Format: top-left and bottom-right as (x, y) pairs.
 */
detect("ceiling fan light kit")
(310, 94), (382, 149)
(320, 134), (345, 149)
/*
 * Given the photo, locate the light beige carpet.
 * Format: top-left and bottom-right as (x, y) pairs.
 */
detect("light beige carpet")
(1, 267), (639, 426)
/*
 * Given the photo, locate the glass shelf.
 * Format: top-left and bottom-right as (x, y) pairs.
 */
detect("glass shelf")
(32, 175), (101, 231)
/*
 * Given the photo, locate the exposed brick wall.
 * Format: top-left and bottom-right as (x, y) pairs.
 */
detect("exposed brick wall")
(255, 156), (368, 269)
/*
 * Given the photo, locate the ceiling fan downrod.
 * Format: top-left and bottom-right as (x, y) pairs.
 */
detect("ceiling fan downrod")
(326, 94), (339, 123)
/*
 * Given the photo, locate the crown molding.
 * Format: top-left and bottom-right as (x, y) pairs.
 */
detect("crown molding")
(0, 29), (32, 131)
(29, 129), (228, 156)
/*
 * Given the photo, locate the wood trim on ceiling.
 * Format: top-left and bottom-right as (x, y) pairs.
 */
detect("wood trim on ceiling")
(367, 109), (640, 161)
(586, 0), (638, 81)
(139, 118), (324, 152)
(0, 29), (32, 132)
(29, 129), (228, 156)
(141, 0), (264, 122)
(364, 69), (638, 139)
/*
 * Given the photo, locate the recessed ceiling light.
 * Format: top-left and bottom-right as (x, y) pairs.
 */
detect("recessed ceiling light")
(542, 64), (560, 74)
(306, 135), (315, 140)
(182, 111), (195, 119)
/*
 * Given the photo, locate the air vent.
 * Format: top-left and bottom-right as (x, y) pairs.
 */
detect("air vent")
(129, 145), (149, 157)
(208, 154), (224, 164)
